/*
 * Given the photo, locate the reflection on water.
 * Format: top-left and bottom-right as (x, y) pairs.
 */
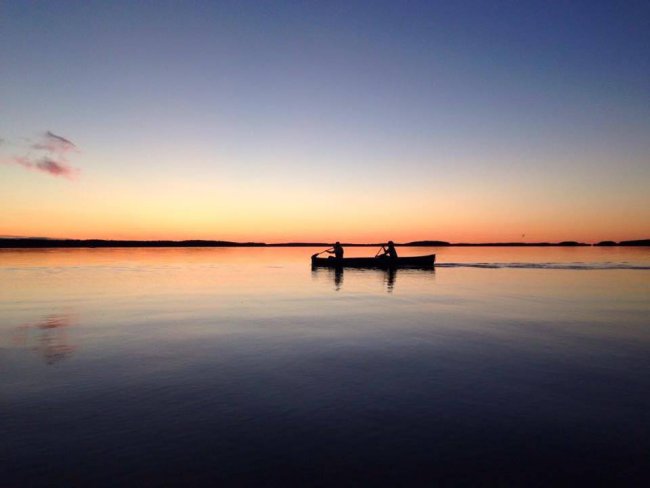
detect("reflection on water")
(12, 313), (77, 364)
(1, 247), (649, 485)
(384, 267), (396, 292)
(311, 266), (435, 293)
(333, 266), (344, 291)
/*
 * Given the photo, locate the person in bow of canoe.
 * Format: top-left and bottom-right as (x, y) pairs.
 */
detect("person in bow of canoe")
(379, 241), (398, 259)
(327, 241), (344, 259)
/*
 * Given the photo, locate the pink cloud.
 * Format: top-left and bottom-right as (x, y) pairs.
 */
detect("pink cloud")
(3, 131), (80, 179)
(11, 156), (77, 178)
(36, 157), (77, 177)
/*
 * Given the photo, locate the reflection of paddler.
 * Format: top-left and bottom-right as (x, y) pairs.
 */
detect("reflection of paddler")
(333, 266), (343, 291)
(385, 267), (396, 292)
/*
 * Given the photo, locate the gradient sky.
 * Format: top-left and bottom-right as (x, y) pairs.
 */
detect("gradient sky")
(1, 0), (649, 242)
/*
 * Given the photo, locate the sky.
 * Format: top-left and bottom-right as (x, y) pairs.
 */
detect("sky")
(1, 0), (649, 243)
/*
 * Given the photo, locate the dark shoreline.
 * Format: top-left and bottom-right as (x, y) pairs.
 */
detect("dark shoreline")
(1, 238), (648, 248)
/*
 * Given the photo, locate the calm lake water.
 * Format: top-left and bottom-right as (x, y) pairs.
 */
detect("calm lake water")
(2, 246), (649, 486)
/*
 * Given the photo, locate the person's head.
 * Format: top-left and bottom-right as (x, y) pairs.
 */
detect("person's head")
(335, 241), (340, 245)
(388, 240), (394, 245)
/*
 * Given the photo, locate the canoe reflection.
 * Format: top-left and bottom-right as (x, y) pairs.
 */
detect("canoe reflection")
(312, 266), (435, 293)
(13, 314), (77, 364)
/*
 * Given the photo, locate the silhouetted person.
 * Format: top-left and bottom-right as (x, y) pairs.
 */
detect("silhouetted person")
(380, 240), (398, 259)
(327, 241), (344, 259)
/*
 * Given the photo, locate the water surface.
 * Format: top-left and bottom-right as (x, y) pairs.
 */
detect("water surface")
(1, 247), (649, 485)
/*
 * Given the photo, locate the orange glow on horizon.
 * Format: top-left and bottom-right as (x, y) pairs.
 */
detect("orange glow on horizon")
(2, 163), (648, 244)
(2, 214), (648, 244)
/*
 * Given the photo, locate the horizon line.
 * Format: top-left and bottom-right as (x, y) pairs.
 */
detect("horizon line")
(1, 237), (649, 248)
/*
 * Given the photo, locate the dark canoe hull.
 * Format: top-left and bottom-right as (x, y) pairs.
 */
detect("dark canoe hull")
(311, 254), (435, 268)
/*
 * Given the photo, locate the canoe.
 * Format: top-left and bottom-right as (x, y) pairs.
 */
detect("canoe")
(311, 254), (435, 268)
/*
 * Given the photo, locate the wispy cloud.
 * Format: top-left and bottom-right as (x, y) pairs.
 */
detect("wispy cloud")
(37, 157), (75, 176)
(1, 131), (81, 179)
(32, 131), (77, 153)
(14, 155), (77, 177)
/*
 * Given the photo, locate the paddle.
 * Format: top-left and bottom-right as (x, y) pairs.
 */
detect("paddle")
(375, 245), (386, 258)
(312, 248), (333, 258)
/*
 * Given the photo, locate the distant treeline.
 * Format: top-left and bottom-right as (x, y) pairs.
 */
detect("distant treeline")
(1, 238), (648, 248)
(593, 239), (650, 246)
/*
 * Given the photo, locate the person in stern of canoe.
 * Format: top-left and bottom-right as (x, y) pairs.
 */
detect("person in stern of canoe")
(379, 240), (398, 259)
(327, 241), (344, 259)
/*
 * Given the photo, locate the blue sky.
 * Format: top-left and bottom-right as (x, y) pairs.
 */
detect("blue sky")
(1, 1), (649, 241)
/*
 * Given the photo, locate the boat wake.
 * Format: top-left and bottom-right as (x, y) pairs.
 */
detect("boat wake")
(436, 262), (650, 270)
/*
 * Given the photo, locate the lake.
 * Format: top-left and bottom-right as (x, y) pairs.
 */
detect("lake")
(1, 246), (649, 486)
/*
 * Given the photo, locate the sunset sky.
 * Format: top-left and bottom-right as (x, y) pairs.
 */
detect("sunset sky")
(1, 1), (649, 243)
